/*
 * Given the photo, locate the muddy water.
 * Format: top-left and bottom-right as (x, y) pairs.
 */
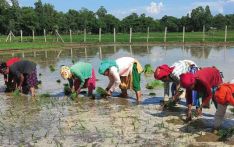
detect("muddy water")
(0, 45), (234, 146)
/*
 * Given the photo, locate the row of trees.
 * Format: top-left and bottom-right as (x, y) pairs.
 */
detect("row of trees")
(0, 0), (234, 35)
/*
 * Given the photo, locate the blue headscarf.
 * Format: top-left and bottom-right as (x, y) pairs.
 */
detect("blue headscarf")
(98, 59), (118, 75)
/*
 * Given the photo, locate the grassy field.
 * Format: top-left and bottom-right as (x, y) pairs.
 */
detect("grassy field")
(0, 31), (234, 49)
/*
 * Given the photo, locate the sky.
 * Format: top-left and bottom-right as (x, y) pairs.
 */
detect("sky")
(18, 0), (234, 19)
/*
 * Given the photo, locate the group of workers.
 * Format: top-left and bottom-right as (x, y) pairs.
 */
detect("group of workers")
(0, 56), (234, 130)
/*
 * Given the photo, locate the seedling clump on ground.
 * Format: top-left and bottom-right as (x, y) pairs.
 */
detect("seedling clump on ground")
(49, 65), (55, 72)
(143, 64), (154, 74)
(146, 80), (163, 89)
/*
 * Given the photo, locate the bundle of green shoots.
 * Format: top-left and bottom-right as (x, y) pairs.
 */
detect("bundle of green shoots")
(146, 80), (163, 89)
(218, 127), (234, 141)
(49, 65), (55, 72)
(143, 64), (154, 74)
(12, 89), (20, 97)
(70, 92), (78, 100)
(96, 87), (109, 96)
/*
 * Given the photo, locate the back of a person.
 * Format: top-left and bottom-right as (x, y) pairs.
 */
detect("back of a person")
(171, 60), (197, 79)
(70, 62), (92, 79)
(10, 60), (36, 75)
(6, 57), (21, 67)
(215, 83), (234, 106)
(195, 67), (223, 87)
(116, 57), (135, 76)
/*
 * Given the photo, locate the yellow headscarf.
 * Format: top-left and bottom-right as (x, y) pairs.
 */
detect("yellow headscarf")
(60, 66), (72, 79)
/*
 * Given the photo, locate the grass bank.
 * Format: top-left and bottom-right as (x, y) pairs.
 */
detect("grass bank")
(0, 31), (234, 49)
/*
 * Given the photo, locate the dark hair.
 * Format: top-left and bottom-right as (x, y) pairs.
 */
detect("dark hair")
(0, 62), (7, 71)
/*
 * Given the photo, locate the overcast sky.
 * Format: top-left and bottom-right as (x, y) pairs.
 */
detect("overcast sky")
(18, 0), (234, 19)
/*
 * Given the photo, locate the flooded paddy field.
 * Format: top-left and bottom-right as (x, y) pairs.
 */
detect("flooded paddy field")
(0, 45), (234, 146)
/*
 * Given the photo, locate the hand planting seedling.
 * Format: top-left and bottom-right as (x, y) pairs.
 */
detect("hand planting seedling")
(146, 80), (163, 89)
(143, 64), (154, 74)
(162, 99), (176, 110)
(70, 92), (78, 100)
(96, 87), (109, 97)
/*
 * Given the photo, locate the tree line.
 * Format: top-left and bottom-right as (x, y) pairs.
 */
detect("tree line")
(0, 0), (234, 36)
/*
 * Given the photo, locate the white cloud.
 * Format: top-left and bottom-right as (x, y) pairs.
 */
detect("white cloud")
(146, 2), (163, 14)
(227, 0), (234, 2)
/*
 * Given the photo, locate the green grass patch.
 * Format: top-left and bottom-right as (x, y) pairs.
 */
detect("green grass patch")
(0, 42), (62, 50)
(0, 31), (233, 50)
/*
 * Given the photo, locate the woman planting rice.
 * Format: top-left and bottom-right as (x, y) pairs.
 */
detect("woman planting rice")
(1, 60), (38, 96)
(180, 67), (223, 121)
(60, 62), (96, 96)
(98, 57), (143, 102)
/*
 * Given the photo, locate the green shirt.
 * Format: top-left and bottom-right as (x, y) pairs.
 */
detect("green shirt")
(70, 62), (92, 87)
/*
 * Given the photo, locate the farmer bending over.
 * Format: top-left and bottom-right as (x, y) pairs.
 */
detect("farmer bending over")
(213, 82), (234, 129)
(1, 60), (38, 96)
(0, 57), (21, 92)
(60, 62), (96, 96)
(98, 57), (143, 102)
(154, 60), (199, 104)
(180, 67), (223, 121)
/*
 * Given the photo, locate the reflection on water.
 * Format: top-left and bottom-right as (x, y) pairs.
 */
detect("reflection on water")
(0, 45), (233, 80)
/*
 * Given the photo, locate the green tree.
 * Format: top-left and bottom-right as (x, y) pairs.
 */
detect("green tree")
(213, 14), (226, 30)
(96, 6), (107, 18)
(160, 15), (179, 32)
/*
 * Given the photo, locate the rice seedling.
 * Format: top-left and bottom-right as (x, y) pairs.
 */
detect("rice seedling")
(218, 127), (234, 141)
(146, 80), (163, 89)
(149, 92), (156, 96)
(96, 87), (109, 97)
(163, 100), (176, 110)
(56, 79), (61, 83)
(143, 64), (154, 74)
(12, 89), (20, 97)
(39, 73), (42, 76)
(49, 65), (55, 72)
(39, 93), (51, 98)
(70, 92), (78, 100)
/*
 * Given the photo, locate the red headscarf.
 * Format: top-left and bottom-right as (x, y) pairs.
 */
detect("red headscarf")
(154, 64), (174, 80)
(180, 73), (196, 89)
(6, 57), (21, 67)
